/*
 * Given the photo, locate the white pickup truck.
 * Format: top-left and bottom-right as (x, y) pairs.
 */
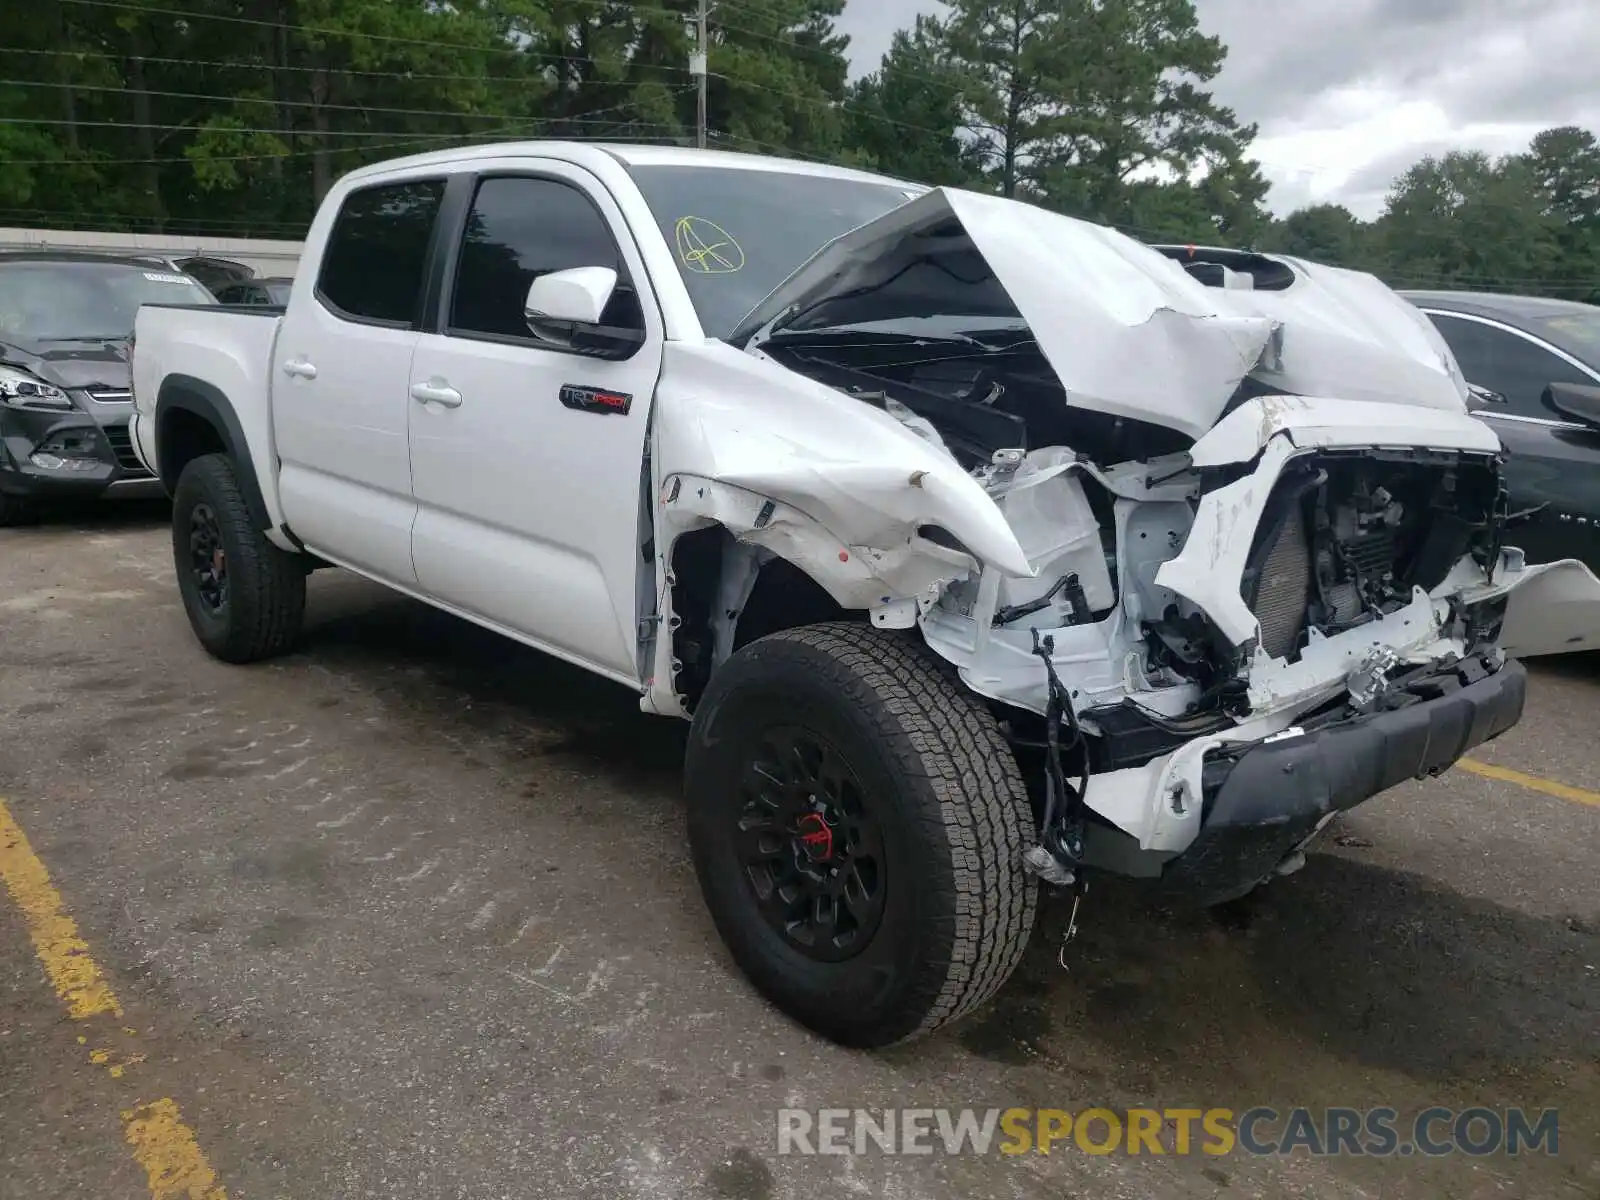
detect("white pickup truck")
(129, 142), (1587, 1048)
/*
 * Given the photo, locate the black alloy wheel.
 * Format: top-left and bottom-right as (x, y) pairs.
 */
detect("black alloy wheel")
(171, 453), (306, 663)
(735, 725), (886, 962)
(686, 623), (1038, 1048)
(188, 500), (228, 613)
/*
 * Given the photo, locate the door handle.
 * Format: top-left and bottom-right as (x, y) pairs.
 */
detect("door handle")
(281, 358), (318, 380)
(410, 381), (462, 408)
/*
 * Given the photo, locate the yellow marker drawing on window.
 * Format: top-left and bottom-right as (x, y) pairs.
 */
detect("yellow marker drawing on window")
(675, 216), (745, 274)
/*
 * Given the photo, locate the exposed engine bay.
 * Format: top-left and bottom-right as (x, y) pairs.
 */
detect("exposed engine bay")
(728, 339), (1516, 886)
(753, 324), (1510, 682)
(755, 325), (1191, 470)
(649, 188), (1577, 892)
(759, 328), (1509, 661)
(665, 330), (1519, 884)
(1238, 449), (1506, 663)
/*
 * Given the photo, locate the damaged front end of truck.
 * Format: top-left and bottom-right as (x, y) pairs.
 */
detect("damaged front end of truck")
(648, 186), (1600, 905)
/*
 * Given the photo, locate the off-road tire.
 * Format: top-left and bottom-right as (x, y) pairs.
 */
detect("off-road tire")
(686, 622), (1038, 1047)
(0, 491), (40, 527)
(172, 453), (305, 663)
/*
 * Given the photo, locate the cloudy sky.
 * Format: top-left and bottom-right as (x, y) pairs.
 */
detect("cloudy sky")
(833, 0), (1600, 218)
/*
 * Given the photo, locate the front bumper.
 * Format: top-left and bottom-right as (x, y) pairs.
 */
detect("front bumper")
(1160, 654), (1527, 905)
(0, 399), (153, 499)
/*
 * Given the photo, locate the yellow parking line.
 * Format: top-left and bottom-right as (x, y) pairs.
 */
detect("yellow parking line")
(1458, 759), (1600, 809)
(0, 798), (228, 1199)
(123, 1099), (228, 1200)
(0, 799), (121, 1018)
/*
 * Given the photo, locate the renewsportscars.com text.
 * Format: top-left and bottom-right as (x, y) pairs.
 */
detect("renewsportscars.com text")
(775, 1107), (1559, 1158)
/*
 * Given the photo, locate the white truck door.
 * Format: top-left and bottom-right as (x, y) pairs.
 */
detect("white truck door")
(273, 175), (450, 586)
(407, 166), (664, 685)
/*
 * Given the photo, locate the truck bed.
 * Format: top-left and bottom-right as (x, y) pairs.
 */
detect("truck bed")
(131, 301), (287, 528)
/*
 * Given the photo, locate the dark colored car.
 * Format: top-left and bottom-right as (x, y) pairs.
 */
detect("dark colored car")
(0, 251), (216, 524)
(215, 277), (293, 307)
(174, 255), (257, 295)
(1400, 291), (1600, 572)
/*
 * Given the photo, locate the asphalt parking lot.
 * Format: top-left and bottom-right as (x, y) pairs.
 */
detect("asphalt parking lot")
(1, 500), (1596, 1200)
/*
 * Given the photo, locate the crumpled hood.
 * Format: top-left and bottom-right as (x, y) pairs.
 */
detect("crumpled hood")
(733, 187), (1280, 441)
(1199, 252), (1471, 412)
(0, 335), (131, 391)
(733, 188), (1477, 441)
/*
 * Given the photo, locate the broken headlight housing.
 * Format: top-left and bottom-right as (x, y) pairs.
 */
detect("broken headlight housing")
(0, 366), (73, 411)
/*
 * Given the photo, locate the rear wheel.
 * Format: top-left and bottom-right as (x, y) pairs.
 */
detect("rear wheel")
(172, 453), (305, 663)
(686, 622), (1037, 1047)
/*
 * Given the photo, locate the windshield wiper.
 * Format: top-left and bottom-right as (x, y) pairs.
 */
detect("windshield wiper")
(759, 326), (1037, 355)
(37, 334), (130, 345)
(759, 327), (987, 349)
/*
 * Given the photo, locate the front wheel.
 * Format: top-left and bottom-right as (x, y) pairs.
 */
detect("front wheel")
(172, 453), (305, 663)
(685, 622), (1038, 1048)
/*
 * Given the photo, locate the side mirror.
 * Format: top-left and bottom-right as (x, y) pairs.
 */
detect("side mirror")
(523, 266), (643, 359)
(1543, 381), (1600, 428)
(525, 266), (616, 329)
(1466, 382), (1506, 411)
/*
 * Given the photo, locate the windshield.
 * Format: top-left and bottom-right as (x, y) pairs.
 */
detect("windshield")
(0, 261), (215, 341)
(1538, 309), (1600, 368)
(626, 164), (920, 340)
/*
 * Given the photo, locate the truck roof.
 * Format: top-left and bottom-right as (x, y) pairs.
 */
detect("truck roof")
(337, 140), (916, 192)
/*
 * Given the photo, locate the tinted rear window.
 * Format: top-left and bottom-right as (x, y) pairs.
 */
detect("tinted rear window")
(317, 179), (446, 325)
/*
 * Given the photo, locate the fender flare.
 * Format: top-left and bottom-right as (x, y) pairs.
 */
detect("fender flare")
(153, 374), (271, 531)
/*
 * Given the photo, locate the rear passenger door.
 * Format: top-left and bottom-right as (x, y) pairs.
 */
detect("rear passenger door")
(273, 175), (448, 586)
(407, 165), (663, 684)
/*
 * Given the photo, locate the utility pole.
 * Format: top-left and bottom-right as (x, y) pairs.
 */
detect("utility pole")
(692, 0), (708, 149)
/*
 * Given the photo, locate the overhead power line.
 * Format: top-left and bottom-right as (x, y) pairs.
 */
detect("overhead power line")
(0, 46), (567, 85)
(1, 66), (955, 145)
(0, 116), (680, 138)
(56, 0), (690, 59)
(0, 78), (694, 126)
(27, 0), (1377, 173)
(0, 102), (691, 168)
(50, 0), (944, 101)
(0, 133), (691, 169)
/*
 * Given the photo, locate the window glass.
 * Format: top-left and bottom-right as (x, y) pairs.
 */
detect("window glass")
(318, 179), (445, 325)
(1537, 309), (1600, 367)
(627, 165), (917, 340)
(0, 260), (214, 340)
(450, 176), (642, 341)
(1428, 313), (1597, 419)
